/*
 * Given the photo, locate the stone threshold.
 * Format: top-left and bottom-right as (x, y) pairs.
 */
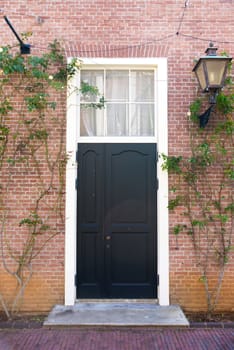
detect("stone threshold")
(43, 301), (189, 327)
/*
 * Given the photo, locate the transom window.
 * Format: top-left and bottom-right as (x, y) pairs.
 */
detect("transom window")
(80, 69), (155, 137)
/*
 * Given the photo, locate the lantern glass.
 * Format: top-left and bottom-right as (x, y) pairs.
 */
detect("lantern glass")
(205, 59), (228, 87)
(195, 61), (207, 90)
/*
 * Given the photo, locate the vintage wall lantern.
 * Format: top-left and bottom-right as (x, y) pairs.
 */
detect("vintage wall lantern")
(192, 43), (232, 127)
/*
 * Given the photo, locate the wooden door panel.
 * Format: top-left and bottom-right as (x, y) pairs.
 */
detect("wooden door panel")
(105, 144), (156, 298)
(77, 144), (104, 297)
(109, 149), (148, 223)
(110, 233), (148, 283)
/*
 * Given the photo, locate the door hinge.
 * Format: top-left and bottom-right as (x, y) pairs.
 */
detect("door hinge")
(76, 149), (79, 163)
(157, 274), (159, 286)
(155, 178), (159, 191)
(156, 150), (159, 163)
(75, 178), (78, 190)
(74, 274), (78, 287)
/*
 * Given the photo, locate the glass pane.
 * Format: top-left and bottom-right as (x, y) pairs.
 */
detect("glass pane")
(196, 62), (207, 90)
(130, 104), (154, 136)
(80, 70), (104, 103)
(80, 107), (104, 136)
(131, 70), (154, 102)
(106, 70), (129, 101)
(106, 104), (128, 136)
(206, 60), (226, 86)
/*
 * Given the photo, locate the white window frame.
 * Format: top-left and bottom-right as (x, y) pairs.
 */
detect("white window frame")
(65, 58), (169, 305)
(80, 68), (155, 137)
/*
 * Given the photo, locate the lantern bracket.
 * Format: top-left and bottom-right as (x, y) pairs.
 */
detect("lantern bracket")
(4, 16), (31, 54)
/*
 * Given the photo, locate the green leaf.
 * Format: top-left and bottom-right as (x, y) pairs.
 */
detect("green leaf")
(213, 200), (221, 210)
(48, 101), (57, 110)
(25, 93), (49, 111)
(168, 196), (181, 210)
(224, 166), (234, 180)
(31, 68), (48, 79)
(215, 120), (234, 135)
(191, 220), (205, 228)
(0, 98), (13, 115)
(161, 154), (182, 173)
(19, 212), (43, 227)
(28, 56), (48, 69)
(6, 158), (15, 165)
(189, 99), (202, 123)
(216, 92), (234, 115)
(199, 275), (207, 283)
(173, 224), (186, 235)
(225, 203), (234, 213)
(0, 125), (9, 139)
(29, 129), (48, 140)
(169, 187), (177, 193)
(215, 214), (229, 224)
(80, 81), (99, 96)
(184, 171), (197, 184)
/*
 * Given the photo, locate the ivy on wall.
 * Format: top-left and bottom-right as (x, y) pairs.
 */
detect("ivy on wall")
(0, 40), (104, 318)
(162, 71), (233, 317)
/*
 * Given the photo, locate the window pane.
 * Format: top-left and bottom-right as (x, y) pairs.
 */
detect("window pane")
(80, 70), (104, 103)
(106, 70), (129, 101)
(106, 104), (128, 136)
(131, 70), (154, 102)
(80, 108), (104, 136)
(130, 104), (154, 136)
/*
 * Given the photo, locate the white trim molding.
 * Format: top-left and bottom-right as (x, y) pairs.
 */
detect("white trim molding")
(65, 58), (169, 305)
(156, 58), (169, 305)
(64, 71), (80, 305)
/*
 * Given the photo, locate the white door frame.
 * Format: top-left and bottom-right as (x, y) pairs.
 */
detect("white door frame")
(65, 58), (169, 305)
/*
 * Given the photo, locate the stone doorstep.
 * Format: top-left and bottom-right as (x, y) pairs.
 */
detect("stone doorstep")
(43, 302), (190, 327)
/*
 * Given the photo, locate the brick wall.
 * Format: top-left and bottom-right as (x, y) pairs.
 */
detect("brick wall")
(0, 0), (233, 313)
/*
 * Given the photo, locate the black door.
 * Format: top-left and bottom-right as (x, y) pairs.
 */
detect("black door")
(77, 143), (157, 298)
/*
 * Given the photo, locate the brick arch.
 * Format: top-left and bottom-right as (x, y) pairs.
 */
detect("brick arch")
(64, 44), (169, 58)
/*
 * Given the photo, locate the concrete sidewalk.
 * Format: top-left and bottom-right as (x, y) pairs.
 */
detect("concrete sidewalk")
(0, 327), (233, 350)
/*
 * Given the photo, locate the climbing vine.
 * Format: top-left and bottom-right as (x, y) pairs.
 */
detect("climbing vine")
(162, 66), (233, 317)
(0, 39), (103, 319)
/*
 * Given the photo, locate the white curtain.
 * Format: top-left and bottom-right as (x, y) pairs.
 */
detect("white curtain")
(80, 108), (104, 136)
(80, 70), (154, 137)
(80, 70), (104, 136)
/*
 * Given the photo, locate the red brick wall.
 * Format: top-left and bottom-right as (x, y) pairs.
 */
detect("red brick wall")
(0, 0), (233, 313)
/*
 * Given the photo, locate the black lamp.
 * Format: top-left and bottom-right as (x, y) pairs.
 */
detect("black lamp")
(4, 16), (31, 55)
(192, 43), (232, 127)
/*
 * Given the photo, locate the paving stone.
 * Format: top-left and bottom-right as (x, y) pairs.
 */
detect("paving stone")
(0, 327), (234, 350)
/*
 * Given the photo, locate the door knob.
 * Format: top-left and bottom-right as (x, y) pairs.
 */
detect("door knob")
(105, 235), (111, 240)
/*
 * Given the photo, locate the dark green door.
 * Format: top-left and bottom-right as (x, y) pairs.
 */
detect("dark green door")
(77, 143), (157, 298)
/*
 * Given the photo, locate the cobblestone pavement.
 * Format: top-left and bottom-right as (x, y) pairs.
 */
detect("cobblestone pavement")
(0, 327), (233, 350)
